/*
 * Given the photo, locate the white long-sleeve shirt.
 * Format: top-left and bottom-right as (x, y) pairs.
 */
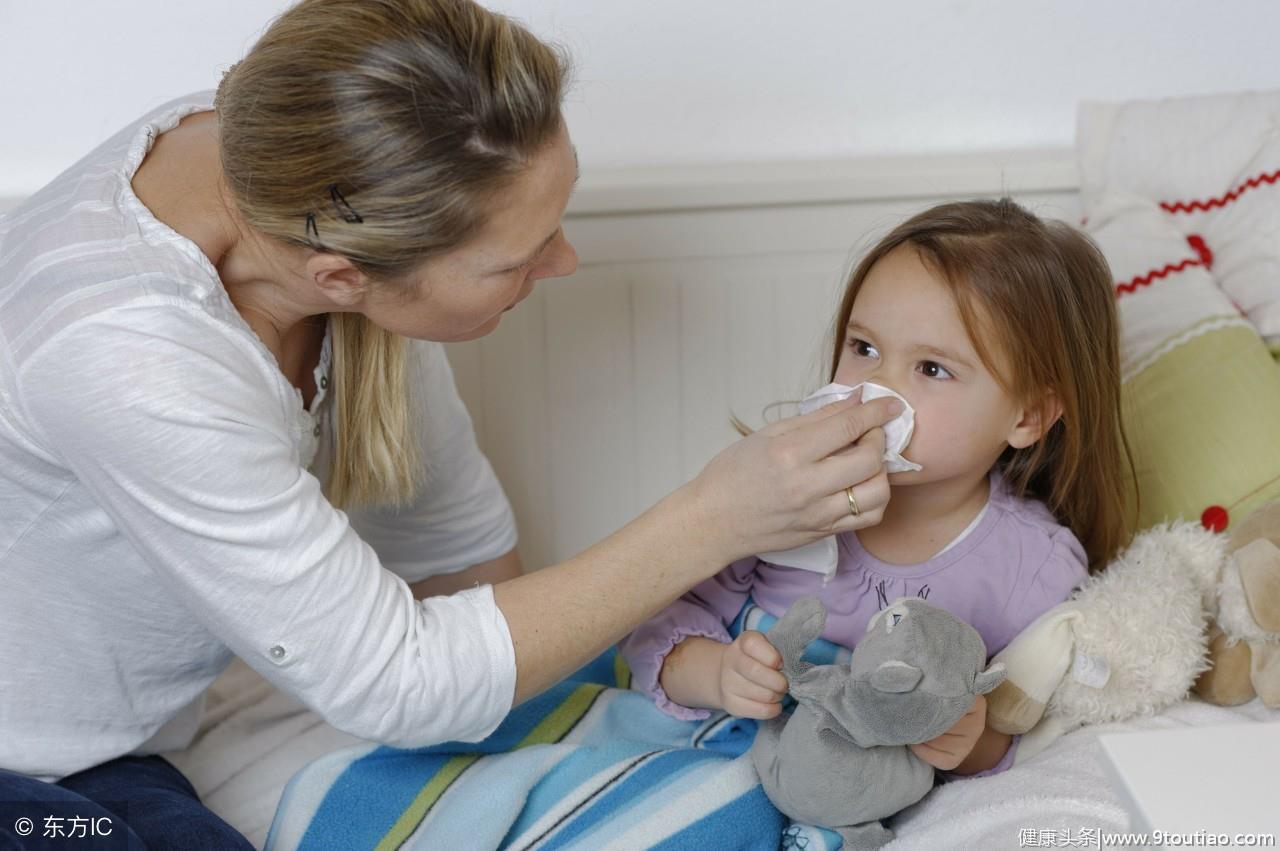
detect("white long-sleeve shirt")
(0, 92), (519, 781)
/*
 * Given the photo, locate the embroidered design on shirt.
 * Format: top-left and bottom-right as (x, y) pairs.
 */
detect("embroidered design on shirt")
(876, 580), (931, 610)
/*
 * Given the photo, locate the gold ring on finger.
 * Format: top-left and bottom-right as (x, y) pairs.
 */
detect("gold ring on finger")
(846, 486), (861, 518)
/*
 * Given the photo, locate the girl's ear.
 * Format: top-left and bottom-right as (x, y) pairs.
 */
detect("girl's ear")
(1007, 392), (1063, 450)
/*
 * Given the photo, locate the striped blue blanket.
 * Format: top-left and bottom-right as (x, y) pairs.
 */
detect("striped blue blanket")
(266, 604), (857, 851)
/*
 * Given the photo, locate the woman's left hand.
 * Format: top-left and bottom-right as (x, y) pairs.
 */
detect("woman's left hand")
(908, 693), (987, 771)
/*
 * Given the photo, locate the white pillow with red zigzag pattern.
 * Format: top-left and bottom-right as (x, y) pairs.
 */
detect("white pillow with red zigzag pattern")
(1079, 90), (1280, 346)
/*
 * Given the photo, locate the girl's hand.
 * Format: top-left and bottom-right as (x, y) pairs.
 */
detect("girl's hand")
(909, 693), (988, 771)
(717, 631), (789, 719)
(688, 393), (900, 564)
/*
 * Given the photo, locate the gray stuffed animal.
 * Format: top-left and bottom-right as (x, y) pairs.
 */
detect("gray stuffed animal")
(749, 596), (1006, 849)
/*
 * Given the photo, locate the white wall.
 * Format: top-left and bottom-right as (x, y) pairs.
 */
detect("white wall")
(4, 0), (1280, 197)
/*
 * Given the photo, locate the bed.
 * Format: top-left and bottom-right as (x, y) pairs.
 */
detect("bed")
(169, 658), (1278, 849)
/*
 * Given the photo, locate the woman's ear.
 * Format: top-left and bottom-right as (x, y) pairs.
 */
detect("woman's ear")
(307, 252), (368, 308)
(1007, 392), (1063, 450)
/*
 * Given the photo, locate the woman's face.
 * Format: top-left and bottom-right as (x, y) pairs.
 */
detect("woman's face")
(831, 244), (1033, 488)
(362, 122), (580, 342)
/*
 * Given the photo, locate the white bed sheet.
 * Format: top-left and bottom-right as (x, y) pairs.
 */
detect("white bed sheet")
(166, 658), (1280, 850)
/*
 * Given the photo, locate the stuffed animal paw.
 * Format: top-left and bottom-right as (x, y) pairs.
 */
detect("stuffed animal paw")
(1195, 500), (1280, 707)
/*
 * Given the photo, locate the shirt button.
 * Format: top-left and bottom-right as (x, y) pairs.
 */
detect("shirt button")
(269, 645), (287, 661)
(319, 376), (329, 389)
(313, 423), (322, 436)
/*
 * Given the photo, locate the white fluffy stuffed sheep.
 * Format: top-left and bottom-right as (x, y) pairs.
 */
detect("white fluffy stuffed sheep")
(986, 520), (1226, 757)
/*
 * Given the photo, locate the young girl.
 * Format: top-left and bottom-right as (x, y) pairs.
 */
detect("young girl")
(621, 198), (1135, 776)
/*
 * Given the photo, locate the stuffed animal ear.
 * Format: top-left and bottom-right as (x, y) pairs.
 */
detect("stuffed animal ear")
(973, 661), (1007, 696)
(1235, 539), (1280, 633)
(986, 604), (1081, 735)
(870, 660), (922, 693)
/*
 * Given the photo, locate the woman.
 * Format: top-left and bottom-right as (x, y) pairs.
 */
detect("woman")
(0, 0), (897, 846)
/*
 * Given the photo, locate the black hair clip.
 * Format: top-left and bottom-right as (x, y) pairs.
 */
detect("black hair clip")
(328, 184), (364, 224)
(305, 212), (323, 250)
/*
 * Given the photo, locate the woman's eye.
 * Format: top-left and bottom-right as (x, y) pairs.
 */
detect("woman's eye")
(848, 338), (879, 359)
(918, 361), (954, 380)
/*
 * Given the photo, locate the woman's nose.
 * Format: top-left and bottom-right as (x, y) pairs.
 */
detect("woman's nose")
(533, 232), (578, 280)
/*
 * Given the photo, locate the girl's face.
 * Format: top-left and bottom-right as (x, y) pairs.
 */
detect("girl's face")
(832, 244), (1045, 488)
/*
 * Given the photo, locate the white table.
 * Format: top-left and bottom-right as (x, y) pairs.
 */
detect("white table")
(1098, 721), (1280, 845)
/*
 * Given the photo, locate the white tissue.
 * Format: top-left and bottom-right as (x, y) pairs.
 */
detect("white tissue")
(758, 381), (921, 579)
(758, 536), (842, 580)
(798, 382), (922, 474)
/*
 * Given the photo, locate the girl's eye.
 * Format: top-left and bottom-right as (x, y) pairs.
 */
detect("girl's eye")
(918, 360), (954, 380)
(848, 338), (879, 359)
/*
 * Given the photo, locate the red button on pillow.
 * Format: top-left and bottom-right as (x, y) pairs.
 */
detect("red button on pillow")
(1201, 505), (1229, 532)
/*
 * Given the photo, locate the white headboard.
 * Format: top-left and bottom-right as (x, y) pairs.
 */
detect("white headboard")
(444, 150), (1082, 569)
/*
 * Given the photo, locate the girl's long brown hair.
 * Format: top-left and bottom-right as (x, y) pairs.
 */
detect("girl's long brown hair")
(830, 199), (1137, 569)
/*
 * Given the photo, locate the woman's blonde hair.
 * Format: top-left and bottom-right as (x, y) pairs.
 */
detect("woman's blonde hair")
(830, 199), (1137, 570)
(214, 0), (568, 509)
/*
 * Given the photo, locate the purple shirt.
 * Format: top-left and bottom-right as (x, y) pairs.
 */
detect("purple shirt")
(620, 471), (1088, 775)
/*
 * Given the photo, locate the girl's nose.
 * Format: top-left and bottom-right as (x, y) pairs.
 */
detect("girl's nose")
(861, 375), (912, 411)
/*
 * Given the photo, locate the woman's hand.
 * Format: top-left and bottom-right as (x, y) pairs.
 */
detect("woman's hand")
(717, 631), (788, 719)
(494, 393), (900, 706)
(688, 393), (900, 564)
(909, 694), (988, 771)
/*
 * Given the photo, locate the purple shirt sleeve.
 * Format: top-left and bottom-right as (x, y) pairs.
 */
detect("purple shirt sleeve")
(990, 527), (1089, 656)
(944, 528), (1086, 779)
(619, 557), (758, 719)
